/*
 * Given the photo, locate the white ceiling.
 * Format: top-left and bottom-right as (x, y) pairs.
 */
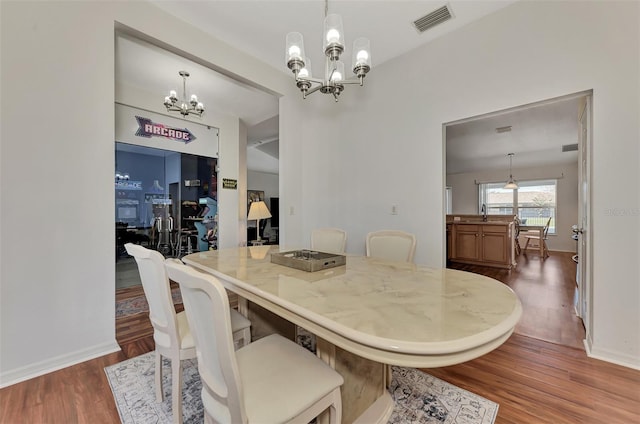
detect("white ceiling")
(446, 96), (582, 175)
(150, 1), (517, 74)
(119, 0), (581, 175)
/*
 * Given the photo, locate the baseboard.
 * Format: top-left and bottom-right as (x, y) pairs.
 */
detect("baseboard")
(0, 340), (121, 388)
(584, 340), (640, 370)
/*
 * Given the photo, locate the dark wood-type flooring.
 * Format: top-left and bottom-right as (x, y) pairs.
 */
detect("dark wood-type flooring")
(1, 251), (639, 423)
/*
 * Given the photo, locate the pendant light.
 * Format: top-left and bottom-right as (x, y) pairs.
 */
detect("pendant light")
(504, 153), (519, 189)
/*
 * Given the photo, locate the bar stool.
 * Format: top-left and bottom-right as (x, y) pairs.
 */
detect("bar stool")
(176, 229), (198, 257)
(155, 216), (175, 255)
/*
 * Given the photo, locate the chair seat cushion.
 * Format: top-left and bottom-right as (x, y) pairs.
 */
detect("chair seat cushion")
(236, 334), (343, 423)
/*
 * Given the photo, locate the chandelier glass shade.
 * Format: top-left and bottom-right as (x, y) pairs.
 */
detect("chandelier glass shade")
(285, 1), (371, 102)
(504, 153), (519, 189)
(163, 71), (204, 117)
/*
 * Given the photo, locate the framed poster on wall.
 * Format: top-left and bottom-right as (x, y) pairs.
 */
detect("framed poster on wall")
(247, 190), (265, 209)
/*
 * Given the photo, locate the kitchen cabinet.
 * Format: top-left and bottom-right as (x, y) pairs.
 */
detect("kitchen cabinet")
(449, 221), (515, 269)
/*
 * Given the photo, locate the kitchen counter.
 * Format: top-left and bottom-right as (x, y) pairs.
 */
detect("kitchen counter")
(447, 220), (516, 269)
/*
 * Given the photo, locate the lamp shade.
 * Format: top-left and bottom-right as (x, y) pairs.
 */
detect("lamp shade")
(248, 201), (272, 220)
(504, 179), (519, 189)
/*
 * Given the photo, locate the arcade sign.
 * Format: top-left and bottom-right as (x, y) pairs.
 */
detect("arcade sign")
(135, 116), (197, 143)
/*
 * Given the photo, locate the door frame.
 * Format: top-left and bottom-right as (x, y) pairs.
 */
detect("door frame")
(577, 94), (593, 348)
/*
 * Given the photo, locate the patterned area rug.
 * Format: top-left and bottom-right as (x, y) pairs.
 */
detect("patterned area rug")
(116, 289), (183, 318)
(105, 352), (498, 424)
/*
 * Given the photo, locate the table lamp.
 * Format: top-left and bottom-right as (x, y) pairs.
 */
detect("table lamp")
(248, 201), (271, 242)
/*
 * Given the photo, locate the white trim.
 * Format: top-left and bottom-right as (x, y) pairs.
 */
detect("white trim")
(0, 341), (121, 388)
(585, 342), (640, 371)
(474, 174), (565, 185)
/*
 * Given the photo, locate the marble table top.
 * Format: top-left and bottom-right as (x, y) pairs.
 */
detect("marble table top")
(183, 246), (522, 367)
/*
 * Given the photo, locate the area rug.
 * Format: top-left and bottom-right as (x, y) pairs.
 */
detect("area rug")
(116, 289), (183, 318)
(105, 351), (498, 424)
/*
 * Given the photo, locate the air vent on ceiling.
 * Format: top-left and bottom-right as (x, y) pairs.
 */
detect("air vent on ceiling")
(562, 143), (579, 152)
(495, 126), (512, 133)
(413, 5), (453, 33)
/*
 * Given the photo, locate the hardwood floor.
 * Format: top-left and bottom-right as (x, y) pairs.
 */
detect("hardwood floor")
(1, 252), (639, 423)
(426, 334), (640, 423)
(449, 250), (586, 349)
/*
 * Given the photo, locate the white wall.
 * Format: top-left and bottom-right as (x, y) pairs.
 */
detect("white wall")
(279, 1), (640, 368)
(248, 170), (279, 239)
(0, 0), (292, 386)
(248, 170), (279, 207)
(447, 163), (579, 252)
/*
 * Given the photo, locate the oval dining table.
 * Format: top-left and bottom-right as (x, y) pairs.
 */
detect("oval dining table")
(183, 246), (522, 424)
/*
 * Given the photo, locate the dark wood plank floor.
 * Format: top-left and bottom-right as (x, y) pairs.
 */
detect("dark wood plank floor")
(1, 252), (639, 423)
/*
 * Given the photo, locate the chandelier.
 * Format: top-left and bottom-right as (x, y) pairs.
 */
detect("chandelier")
(115, 171), (129, 182)
(163, 71), (205, 117)
(285, 0), (371, 102)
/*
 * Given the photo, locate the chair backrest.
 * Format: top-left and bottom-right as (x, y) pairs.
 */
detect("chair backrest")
(542, 217), (552, 238)
(311, 228), (347, 254)
(366, 230), (417, 263)
(165, 261), (247, 424)
(514, 217), (521, 237)
(124, 243), (180, 350)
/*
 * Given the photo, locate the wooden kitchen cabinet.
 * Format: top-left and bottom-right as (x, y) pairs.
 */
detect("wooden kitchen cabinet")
(449, 221), (515, 269)
(454, 224), (481, 261)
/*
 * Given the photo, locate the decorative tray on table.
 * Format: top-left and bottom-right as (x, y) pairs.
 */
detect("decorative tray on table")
(270, 250), (346, 272)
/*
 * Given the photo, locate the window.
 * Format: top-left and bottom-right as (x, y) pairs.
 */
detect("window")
(479, 179), (557, 234)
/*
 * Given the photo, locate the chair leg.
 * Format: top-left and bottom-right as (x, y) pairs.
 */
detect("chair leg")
(329, 388), (342, 424)
(155, 351), (164, 403)
(241, 327), (251, 347)
(524, 238), (531, 251)
(172, 359), (183, 424)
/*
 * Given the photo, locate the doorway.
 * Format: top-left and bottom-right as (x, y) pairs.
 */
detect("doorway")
(444, 91), (593, 349)
(115, 142), (218, 289)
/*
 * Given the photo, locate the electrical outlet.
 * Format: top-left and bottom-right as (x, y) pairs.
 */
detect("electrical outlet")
(391, 205), (398, 215)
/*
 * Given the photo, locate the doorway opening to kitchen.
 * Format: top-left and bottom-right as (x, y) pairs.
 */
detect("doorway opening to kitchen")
(444, 91), (592, 350)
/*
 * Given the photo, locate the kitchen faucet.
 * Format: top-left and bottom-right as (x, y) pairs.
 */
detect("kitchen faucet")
(481, 204), (487, 221)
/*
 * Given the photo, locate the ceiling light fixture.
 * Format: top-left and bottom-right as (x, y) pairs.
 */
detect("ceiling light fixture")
(504, 153), (519, 189)
(163, 71), (205, 117)
(285, 0), (371, 102)
(115, 171), (129, 182)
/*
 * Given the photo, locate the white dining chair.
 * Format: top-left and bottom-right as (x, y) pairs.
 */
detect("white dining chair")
(124, 243), (251, 424)
(311, 228), (347, 254)
(366, 230), (417, 263)
(165, 260), (344, 424)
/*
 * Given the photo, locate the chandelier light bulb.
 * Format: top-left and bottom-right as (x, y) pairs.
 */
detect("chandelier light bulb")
(190, 94), (198, 103)
(288, 45), (302, 59)
(326, 28), (340, 44)
(356, 50), (369, 63)
(169, 90), (177, 99)
(329, 61), (345, 82)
